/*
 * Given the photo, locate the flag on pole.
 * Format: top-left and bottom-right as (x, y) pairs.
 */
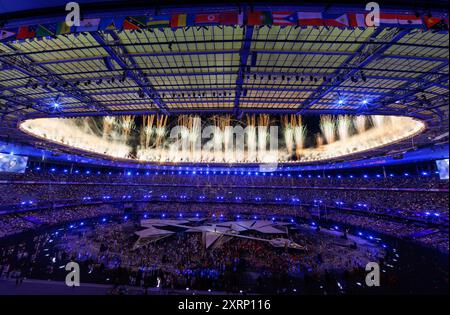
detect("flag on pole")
(171, 14), (189, 28)
(247, 11), (272, 26)
(348, 13), (367, 28)
(396, 14), (423, 27)
(323, 13), (350, 27)
(220, 12), (244, 25)
(76, 18), (101, 32)
(16, 26), (36, 40)
(56, 21), (73, 35)
(99, 17), (125, 31)
(123, 16), (146, 30)
(272, 12), (297, 26)
(424, 16), (449, 31)
(378, 13), (401, 27)
(297, 12), (323, 26)
(147, 15), (170, 28)
(195, 13), (221, 25)
(0, 29), (15, 41)
(36, 24), (54, 37)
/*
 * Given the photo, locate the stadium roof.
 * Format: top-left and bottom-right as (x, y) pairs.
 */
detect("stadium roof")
(1, 26), (448, 117)
(0, 2), (448, 162)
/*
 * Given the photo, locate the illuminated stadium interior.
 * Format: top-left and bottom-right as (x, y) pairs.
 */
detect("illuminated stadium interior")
(19, 115), (425, 163)
(0, 0), (448, 297)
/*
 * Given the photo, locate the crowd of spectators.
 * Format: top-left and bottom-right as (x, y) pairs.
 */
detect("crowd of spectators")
(0, 200), (448, 254)
(2, 169), (448, 190)
(1, 183), (447, 222)
(0, 168), (448, 255)
(325, 211), (449, 253)
(0, 205), (121, 238)
(0, 215), (35, 239)
(0, 219), (389, 294)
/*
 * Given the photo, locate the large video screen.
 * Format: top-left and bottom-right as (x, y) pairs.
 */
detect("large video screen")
(436, 159), (449, 180)
(0, 153), (28, 173)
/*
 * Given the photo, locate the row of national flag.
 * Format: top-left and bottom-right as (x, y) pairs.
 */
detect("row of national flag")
(1, 11), (448, 42)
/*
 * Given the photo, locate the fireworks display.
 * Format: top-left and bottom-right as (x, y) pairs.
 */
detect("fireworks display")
(20, 114), (425, 164)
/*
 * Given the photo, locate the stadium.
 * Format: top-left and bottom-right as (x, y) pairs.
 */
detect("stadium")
(0, 0), (448, 297)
